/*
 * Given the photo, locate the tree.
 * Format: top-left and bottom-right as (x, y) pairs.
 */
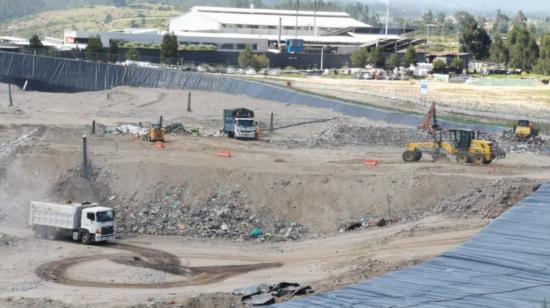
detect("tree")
(160, 32), (178, 64)
(489, 34), (508, 64)
(108, 40), (119, 62)
(238, 46), (269, 69)
(436, 12), (446, 24)
(126, 48), (140, 61)
(432, 59), (447, 73)
(345, 2), (370, 23)
(368, 47), (385, 68)
(513, 10), (527, 28)
(403, 46), (417, 67)
(29, 34), (43, 50)
(238, 46), (255, 68)
(507, 26), (539, 71)
(459, 15), (491, 60)
(85, 36), (103, 60)
(534, 34), (550, 75)
(351, 48), (369, 67)
(450, 58), (464, 72)
(492, 9), (510, 34)
(385, 53), (401, 70)
(423, 10), (434, 24)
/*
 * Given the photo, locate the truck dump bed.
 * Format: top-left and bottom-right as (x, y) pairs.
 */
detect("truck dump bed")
(29, 201), (85, 230)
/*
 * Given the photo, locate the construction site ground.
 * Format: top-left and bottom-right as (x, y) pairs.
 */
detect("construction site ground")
(0, 85), (548, 307)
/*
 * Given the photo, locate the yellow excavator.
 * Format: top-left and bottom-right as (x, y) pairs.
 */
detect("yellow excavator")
(403, 103), (505, 165)
(513, 120), (538, 141)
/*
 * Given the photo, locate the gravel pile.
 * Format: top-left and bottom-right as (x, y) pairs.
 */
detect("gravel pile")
(428, 178), (539, 219)
(164, 123), (189, 135)
(268, 125), (432, 148)
(488, 131), (550, 155)
(114, 186), (307, 241)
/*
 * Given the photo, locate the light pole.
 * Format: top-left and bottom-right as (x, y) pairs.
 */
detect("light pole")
(320, 45), (325, 71)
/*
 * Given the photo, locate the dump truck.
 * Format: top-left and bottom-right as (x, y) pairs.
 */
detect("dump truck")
(223, 108), (258, 140)
(29, 201), (115, 244)
(513, 120), (538, 141)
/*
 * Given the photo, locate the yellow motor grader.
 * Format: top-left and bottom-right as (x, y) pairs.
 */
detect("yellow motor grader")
(402, 129), (504, 165)
(403, 103), (505, 165)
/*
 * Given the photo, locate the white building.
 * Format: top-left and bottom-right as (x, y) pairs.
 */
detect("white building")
(62, 6), (420, 55)
(169, 6), (370, 37)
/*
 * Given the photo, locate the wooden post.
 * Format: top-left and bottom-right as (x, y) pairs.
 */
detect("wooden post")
(269, 112), (274, 133)
(187, 92), (192, 112)
(91, 120), (96, 134)
(159, 116), (163, 127)
(8, 83), (13, 107)
(82, 135), (88, 178)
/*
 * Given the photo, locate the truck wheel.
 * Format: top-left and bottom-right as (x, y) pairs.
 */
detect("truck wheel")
(472, 154), (485, 165)
(228, 132), (234, 138)
(46, 228), (58, 240)
(402, 151), (416, 162)
(81, 231), (91, 245)
(413, 150), (423, 161)
(456, 152), (469, 164)
(34, 226), (45, 239)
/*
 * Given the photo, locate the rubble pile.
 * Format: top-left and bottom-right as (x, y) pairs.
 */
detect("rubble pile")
(268, 125), (431, 148)
(164, 123), (189, 135)
(233, 282), (313, 305)
(488, 131), (550, 155)
(338, 217), (388, 233)
(0, 233), (21, 247)
(115, 186), (307, 241)
(429, 178), (539, 219)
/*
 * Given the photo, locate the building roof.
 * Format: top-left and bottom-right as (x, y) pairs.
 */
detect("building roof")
(172, 6), (370, 29)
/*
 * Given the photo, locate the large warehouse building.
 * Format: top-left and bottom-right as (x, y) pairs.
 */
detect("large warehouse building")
(63, 6), (421, 56)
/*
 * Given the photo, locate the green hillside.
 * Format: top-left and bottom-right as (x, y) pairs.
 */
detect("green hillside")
(0, 3), (181, 39)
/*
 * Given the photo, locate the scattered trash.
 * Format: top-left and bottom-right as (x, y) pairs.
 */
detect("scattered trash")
(112, 124), (149, 136)
(164, 123), (189, 135)
(249, 228), (264, 238)
(155, 141), (166, 149)
(233, 282), (313, 305)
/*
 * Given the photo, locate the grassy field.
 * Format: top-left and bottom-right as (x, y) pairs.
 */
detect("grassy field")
(0, 4), (182, 39)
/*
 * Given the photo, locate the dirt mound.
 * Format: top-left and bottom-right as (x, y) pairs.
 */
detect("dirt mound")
(429, 178), (540, 219)
(268, 124), (432, 148)
(0, 233), (21, 247)
(0, 297), (72, 308)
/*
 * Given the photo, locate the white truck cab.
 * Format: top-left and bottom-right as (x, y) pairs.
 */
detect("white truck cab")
(234, 118), (257, 139)
(78, 206), (115, 243)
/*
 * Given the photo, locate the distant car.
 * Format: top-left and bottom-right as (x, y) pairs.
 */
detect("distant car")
(196, 65), (208, 72)
(246, 68), (257, 75)
(237, 68), (246, 74)
(226, 67), (236, 74)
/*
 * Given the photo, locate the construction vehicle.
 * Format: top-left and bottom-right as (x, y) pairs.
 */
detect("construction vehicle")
(29, 201), (115, 244)
(145, 116), (165, 142)
(403, 103), (505, 165)
(513, 120), (538, 141)
(223, 108), (258, 140)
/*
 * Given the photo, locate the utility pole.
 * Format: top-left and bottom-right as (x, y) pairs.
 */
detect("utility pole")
(8, 83), (13, 107)
(295, 0), (299, 39)
(313, 0), (317, 38)
(385, 1), (390, 39)
(82, 135), (88, 178)
(320, 46), (325, 71)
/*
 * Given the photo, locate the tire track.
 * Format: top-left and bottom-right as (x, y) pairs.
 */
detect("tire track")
(35, 243), (281, 289)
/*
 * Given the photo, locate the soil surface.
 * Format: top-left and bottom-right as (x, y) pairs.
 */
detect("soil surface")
(0, 85), (548, 307)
